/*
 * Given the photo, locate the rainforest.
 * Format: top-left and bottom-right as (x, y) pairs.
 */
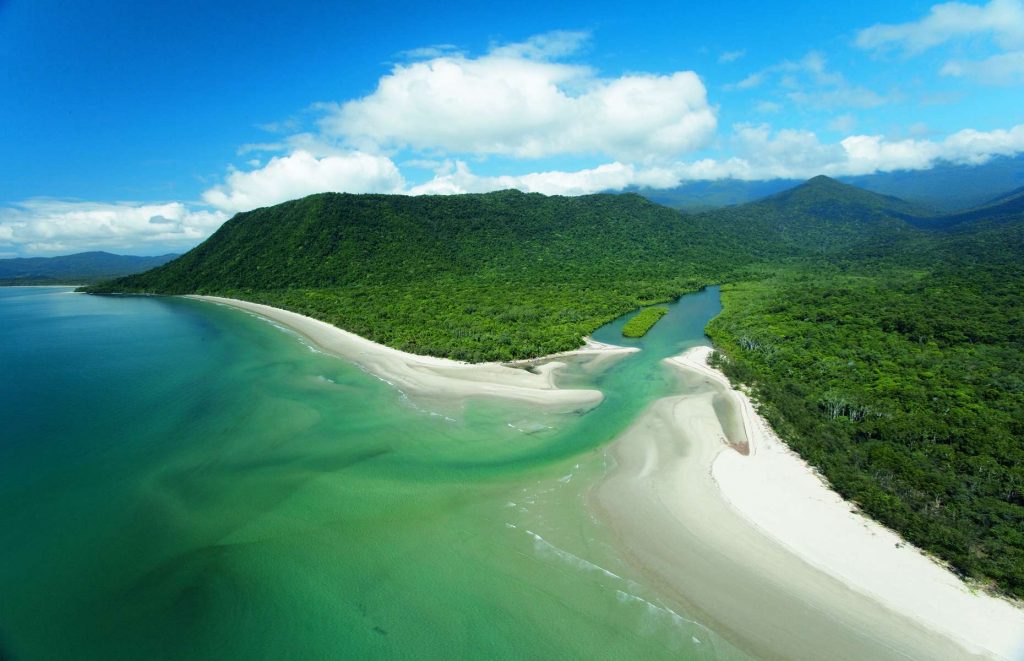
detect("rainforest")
(86, 176), (1024, 600)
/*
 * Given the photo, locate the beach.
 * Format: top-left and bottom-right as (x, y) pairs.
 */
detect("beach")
(188, 296), (635, 412)
(594, 345), (1024, 660)
(190, 295), (1024, 659)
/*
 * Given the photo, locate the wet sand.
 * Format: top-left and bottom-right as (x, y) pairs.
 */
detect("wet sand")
(593, 348), (1024, 660)
(188, 296), (634, 412)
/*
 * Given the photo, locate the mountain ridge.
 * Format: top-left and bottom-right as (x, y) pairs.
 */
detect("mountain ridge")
(0, 251), (179, 285)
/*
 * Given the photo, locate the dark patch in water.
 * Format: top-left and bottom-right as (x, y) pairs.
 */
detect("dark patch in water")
(372, 626), (388, 636)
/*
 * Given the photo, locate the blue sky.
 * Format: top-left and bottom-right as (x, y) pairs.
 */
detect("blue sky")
(2, 0), (1023, 255)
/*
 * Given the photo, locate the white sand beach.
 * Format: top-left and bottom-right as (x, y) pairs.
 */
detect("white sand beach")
(190, 294), (1024, 658)
(593, 345), (1024, 660)
(187, 295), (628, 411)
(673, 345), (1024, 659)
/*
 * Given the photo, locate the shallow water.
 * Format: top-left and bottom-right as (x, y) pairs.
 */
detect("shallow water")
(0, 286), (754, 660)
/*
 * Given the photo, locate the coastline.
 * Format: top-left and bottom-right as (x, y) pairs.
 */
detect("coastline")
(186, 295), (633, 411)
(672, 345), (1024, 659)
(0, 284), (84, 288)
(184, 294), (1024, 656)
(593, 345), (1024, 660)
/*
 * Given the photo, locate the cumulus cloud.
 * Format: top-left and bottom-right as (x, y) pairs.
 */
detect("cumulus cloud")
(395, 122), (1024, 194)
(201, 150), (405, 213)
(316, 32), (716, 162)
(671, 122), (1024, 181)
(408, 160), (681, 196)
(8, 120), (1024, 256)
(0, 200), (226, 256)
(856, 0), (1024, 54)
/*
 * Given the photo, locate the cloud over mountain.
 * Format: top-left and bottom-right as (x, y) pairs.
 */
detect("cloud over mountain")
(317, 32), (717, 162)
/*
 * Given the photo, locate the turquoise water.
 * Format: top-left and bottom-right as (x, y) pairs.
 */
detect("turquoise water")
(0, 286), (747, 660)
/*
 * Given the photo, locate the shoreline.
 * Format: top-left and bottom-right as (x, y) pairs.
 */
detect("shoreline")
(593, 345), (1024, 660)
(0, 284), (84, 288)
(186, 295), (634, 411)
(671, 345), (1024, 659)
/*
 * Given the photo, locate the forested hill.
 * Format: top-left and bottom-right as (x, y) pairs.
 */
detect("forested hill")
(96, 191), (729, 294)
(86, 181), (930, 358)
(918, 185), (1024, 231)
(88, 179), (978, 358)
(0, 251), (178, 285)
(689, 175), (932, 257)
(87, 178), (1024, 599)
(87, 190), (750, 359)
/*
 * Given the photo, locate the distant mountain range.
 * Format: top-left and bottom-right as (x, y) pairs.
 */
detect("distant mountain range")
(634, 154), (1024, 212)
(0, 251), (179, 285)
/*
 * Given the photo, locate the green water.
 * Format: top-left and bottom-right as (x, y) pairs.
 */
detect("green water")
(0, 286), (748, 660)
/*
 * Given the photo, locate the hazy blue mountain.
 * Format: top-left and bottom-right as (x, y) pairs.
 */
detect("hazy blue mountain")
(635, 154), (1024, 212)
(0, 251), (179, 285)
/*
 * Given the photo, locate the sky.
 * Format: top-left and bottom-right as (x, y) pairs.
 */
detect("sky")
(2, 0), (1024, 256)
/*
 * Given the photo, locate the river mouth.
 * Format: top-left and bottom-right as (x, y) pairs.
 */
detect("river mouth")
(1, 286), (752, 660)
(0, 286), (981, 660)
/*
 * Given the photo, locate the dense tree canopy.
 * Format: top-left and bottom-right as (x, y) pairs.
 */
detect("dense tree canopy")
(85, 177), (1024, 597)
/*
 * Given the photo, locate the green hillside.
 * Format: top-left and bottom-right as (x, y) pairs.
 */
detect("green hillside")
(687, 175), (932, 257)
(85, 178), (1024, 597)
(87, 191), (749, 360)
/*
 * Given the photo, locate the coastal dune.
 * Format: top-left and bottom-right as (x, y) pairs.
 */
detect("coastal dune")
(187, 296), (634, 411)
(594, 346), (1024, 660)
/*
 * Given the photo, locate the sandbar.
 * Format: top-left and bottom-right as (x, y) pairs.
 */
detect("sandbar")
(187, 295), (625, 411)
(593, 345), (1024, 660)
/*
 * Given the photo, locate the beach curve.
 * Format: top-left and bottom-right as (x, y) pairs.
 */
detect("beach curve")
(593, 345), (1024, 660)
(187, 295), (635, 411)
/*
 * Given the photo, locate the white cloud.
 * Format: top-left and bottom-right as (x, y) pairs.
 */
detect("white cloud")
(316, 32), (716, 162)
(408, 160), (681, 196)
(788, 86), (889, 109)
(828, 114), (858, 133)
(395, 44), (462, 61)
(941, 50), (1024, 83)
(201, 150), (405, 213)
(857, 1), (1024, 85)
(939, 123), (1024, 162)
(908, 122), (931, 137)
(8, 121), (1024, 257)
(755, 100), (783, 113)
(733, 72), (764, 89)
(671, 122), (1024, 181)
(719, 50), (746, 63)
(0, 200), (226, 256)
(237, 142), (286, 155)
(487, 30), (590, 60)
(727, 51), (890, 109)
(399, 122), (1023, 193)
(856, 0), (1024, 54)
